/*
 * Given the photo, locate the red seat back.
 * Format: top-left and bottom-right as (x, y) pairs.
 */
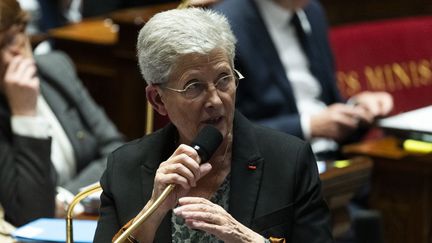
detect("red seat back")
(330, 17), (432, 114)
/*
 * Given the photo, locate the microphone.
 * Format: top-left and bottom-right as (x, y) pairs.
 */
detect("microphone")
(114, 125), (223, 243)
(191, 125), (223, 163)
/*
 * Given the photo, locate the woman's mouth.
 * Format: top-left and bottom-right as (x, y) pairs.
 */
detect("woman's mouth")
(203, 116), (223, 125)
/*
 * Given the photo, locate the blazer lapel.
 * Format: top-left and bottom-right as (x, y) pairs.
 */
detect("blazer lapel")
(293, 9), (334, 103)
(39, 76), (89, 170)
(39, 77), (69, 119)
(229, 112), (264, 228)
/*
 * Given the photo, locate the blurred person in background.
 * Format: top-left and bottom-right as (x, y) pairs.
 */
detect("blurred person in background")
(214, 0), (393, 160)
(0, 0), (123, 227)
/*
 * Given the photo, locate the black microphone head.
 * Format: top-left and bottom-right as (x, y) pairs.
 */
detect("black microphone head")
(191, 125), (223, 163)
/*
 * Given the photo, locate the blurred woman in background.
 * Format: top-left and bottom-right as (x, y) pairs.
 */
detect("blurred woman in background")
(0, 0), (123, 227)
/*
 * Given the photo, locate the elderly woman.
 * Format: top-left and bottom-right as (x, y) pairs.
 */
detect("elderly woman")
(0, 0), (123, 226)
(94, 8), (332, 243)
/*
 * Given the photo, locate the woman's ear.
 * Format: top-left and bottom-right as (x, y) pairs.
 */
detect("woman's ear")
(146, 85), (168, 116)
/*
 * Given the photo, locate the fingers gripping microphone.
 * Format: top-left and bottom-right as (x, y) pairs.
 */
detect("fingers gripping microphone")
(114, 125), (223, 243)
(192, 125), (223, 163)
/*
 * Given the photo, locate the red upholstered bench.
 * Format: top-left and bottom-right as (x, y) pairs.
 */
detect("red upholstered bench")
(330, 16), (432, 115)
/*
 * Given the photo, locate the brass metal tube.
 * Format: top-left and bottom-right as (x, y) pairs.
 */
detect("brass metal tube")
(66, 183), (102, 243)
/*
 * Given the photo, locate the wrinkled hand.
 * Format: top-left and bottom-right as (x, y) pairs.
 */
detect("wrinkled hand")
(150, 144), (212, 214)
(174, 197), (264, 243)
(3, 56), (39, 116)
(131, 145), (213, 242)
(352, 91), (394, 118)
(310, 103), (371, 141)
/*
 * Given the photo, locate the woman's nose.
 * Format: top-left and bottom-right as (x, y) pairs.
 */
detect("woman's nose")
(205, 85), (223, 107)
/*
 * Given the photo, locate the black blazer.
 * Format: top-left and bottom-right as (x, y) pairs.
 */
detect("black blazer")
(0, 51), (123, 226)
(94, 111), (333, 243)
(213, 0), (342, 139)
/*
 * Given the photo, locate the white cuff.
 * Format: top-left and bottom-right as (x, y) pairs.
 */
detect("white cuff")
(56, 186), (76, 204)
(11, 115), (51, 139)
(300, 115), (312, 140)
(56, 186), (84, 214)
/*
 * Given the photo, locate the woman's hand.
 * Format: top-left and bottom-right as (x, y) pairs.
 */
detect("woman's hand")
(132, 145), (213, 242)
(3, 56), (39, 116)
(174, 197), (264, 243)
(150, 144), (212, 214)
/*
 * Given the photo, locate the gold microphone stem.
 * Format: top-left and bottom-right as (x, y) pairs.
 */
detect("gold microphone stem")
(66, 183), (102, 243)
(113, 184), (176, 243)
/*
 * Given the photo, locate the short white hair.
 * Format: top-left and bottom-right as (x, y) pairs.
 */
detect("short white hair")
(137, 8), (237, 85)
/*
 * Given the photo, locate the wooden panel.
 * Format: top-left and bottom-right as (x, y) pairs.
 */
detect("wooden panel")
(343, 137), (432, 243)
(320, 157), (373, 237)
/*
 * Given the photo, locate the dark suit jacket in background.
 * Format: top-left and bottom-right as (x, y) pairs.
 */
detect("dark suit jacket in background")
(0, 51), (123, 226)
(214, 0), (342, 139)
(94, 111), (333, 243)
(82, 0), (178, 17)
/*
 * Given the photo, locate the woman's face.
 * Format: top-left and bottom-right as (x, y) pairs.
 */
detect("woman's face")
(0, 28), (28, 88)
(156, 49), (236, 145)
(1, 29), (27, 65)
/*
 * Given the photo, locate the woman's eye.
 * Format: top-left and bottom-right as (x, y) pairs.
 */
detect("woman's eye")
(186, 82), (202, 90)
(216, 76), (232, 87)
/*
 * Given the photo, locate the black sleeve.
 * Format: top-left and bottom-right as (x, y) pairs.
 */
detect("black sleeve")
(0, 131), (55, 226)
(292, 144), (334, 242)
(93, 152), (122, 242)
